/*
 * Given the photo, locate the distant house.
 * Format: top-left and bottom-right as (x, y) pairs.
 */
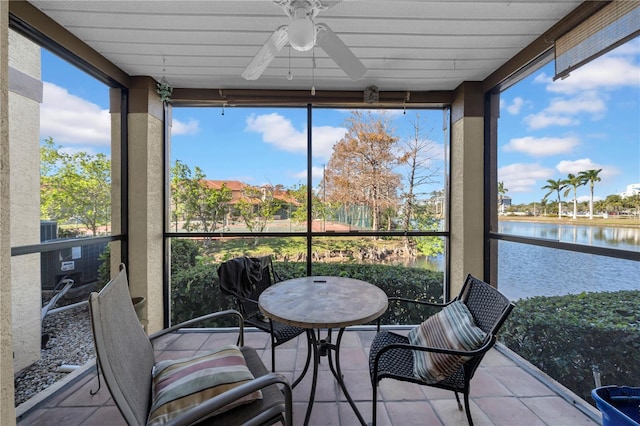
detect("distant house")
(620, 183), (640, 198)
(498, 195), (512, 214)
(203, 180), (299, 205)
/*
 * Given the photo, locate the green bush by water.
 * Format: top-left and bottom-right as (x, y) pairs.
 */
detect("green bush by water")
(500, 290), (640, 406)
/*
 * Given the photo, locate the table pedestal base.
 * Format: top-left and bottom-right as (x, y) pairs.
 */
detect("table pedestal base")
(304, 328), (366, 426)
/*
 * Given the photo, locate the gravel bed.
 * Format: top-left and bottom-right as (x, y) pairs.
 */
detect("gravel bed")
(14, 304), (95, 407)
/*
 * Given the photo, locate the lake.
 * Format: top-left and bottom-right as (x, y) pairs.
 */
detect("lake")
(498, 221), (639, 300)
(414, 221), (639, 301)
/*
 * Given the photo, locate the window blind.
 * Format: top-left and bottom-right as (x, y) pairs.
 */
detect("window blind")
(555, 1), (639, 80)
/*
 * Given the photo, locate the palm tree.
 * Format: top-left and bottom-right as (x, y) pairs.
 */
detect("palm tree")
(498, 181), (508, 215)
(542, 178), (568, 219)
(578, 169), (602, 219)
(562, 173), (585, 220)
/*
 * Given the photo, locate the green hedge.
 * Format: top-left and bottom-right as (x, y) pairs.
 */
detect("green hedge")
(170, 259), (444, 327)
(500, 290), (640, 406)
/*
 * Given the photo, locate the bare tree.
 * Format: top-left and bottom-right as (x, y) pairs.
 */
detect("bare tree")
(398, 114), (441, 231)
(324, 111), (401, 230)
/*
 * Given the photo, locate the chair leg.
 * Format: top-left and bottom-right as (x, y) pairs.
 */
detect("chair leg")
(271, 336), (276, 372)
(454, 391), (463, 410)
(372, 381), (378, 426)
(463, 392), (474, 426)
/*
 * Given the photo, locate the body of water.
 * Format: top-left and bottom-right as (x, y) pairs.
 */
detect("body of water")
(498, 221), (639, 300)
(411, 221), (639, 301)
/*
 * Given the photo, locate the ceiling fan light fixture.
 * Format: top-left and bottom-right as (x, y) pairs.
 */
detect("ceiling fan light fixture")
(288, 16), (315, 51)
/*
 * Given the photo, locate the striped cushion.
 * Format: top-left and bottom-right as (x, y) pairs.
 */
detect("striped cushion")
(408, 301), (486, 384)
(147, 345), (262, 425)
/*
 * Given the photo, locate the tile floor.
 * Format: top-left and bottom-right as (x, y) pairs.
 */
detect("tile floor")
(16, 328), (601, 426)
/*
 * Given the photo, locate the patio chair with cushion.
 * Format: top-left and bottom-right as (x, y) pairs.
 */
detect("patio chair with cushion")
(89, 263), (292, 426)
(217, 255), (311, 386)
(369, 273), (514, 426)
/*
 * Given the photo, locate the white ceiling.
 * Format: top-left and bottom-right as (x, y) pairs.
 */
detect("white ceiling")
(28, 0), (583, 92)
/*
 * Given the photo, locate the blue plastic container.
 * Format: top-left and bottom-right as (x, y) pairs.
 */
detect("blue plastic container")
(592, 386), (640, 426)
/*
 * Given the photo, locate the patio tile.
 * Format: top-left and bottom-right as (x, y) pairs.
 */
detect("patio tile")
(431, 398), (493, 426)
(293, 369), (339, 402)
(19, 406), (97, 426)
(337, 369), (374, 401)
(57, 376), (112, 407)
(338, 400), (374, 425)
(242, 330), (270, 349)
(294, 401), (340, 426)
(468, 369), (513, 397)
(489, 366), (557, 397)
(385, 400), (441, 425)
(522, 396), (599, 425)
(378, 378), (426, 401)
(15, 330), (600, 426)
(160, 332), (209, 350)
(474, 396), (546, 426)
(334, 345), (368, 370)
(153, 349), (197, 362)
(481, 347), (517, 367)
(335, 329), (362, 347)
(201, 332), (238, 349)
(80, 406), (126, 426)
(149, 333), (180, 350)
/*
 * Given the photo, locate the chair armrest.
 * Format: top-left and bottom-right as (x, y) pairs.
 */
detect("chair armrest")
(372, 334), (497, 374)
(164, 372), (293, 426)
(149, 309), (245, 346)
(387, 296), (453, 308)
(376, 297), (454, 331)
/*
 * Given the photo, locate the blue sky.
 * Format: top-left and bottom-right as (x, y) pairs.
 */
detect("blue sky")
(40, 38), (639, 205)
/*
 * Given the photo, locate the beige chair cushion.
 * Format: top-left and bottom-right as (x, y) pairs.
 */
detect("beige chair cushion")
(147, 345), (262, 425)
(408, 301), (486, 383)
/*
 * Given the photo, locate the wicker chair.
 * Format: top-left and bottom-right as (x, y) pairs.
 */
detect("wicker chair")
(369, 274), (514, 426)
(89, 263), (292, 426)
(217, 256), (311, 386)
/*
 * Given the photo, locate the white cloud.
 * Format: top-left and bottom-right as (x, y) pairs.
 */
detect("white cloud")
(293, 165), (325, 182)
(555, 158), (619, 180)
(506, 97), (524, 115)
(172, 118), (199, 135)
(524, 112), (579, 129)
(245, 112), (345, 160)
(526, 47), (639, 131)
(40, 82), (110, 146)
(546, 92), (605, 116)
(523, 91), (606, 130)
(503, 136), (579, 157)
(245, 113), (306, 154)
(498, 162), (555, 193)
(312, 126), (347, 160)
(536, 56), (640, 95)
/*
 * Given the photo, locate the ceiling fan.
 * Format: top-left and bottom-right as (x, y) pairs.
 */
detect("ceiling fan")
(241, 0), (366, 81)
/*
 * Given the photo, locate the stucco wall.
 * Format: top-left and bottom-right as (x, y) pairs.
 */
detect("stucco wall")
(8, 30), (43, 372)
(128, 111), (164, 333)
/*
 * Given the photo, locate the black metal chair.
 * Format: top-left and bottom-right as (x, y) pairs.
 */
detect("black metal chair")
(217, 256), (311, 386)
(369, 274), (514, 426)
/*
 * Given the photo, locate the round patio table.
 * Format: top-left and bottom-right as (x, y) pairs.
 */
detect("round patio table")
(259, 276), (388, 425)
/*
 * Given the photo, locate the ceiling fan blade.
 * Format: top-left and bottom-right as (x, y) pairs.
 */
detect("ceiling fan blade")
(242, 26), (288, 80)
(316, 23), (366, 80)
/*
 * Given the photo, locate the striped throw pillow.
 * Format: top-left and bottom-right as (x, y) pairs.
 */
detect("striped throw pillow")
(148, 345), (262, 425)
(408, 301), (486, 384)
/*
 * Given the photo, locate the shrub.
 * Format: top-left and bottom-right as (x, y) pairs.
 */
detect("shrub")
(170, 260), (444, 327)
(500, 290), (640, 406)
(170, 239), (200, 275)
